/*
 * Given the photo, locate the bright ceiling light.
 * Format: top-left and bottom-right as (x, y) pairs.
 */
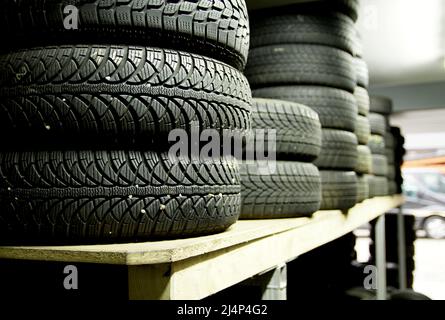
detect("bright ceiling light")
(357, 0), (445, 84)
(398, 0), (442, 66)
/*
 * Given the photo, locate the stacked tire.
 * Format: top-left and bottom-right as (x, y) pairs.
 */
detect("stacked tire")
(367, 97), (390, 197)
(389, 127), (407, 194)
(352, 29), (372, 203)
(368, 96), (406, 197)
(0, 0), (252, 245)
(246, 0), (360, 211)
(239, 98), (322, 219)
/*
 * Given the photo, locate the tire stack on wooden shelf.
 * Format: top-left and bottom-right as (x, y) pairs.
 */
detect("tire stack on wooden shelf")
(246, 0), (360, 211)
(0, 0), (252, 245)
(369, 124), (411, 289)
(390, 126), (407, 194)
(239, 98), (323, 219)
(367, 97), (390, 197)
(368, 96), (406, 196)
(385, 130), (398, 195)
(352, 29), (372, 203)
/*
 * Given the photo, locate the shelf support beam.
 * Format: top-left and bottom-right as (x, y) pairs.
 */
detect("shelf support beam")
(375, 214), (387, 300)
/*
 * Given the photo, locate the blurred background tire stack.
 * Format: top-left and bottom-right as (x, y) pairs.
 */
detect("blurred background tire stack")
(352, 28), (372, 203)
(368, 117), (412, 290)
(0, 0), (253, 245)
(246, 0), (360, 211)
(391, 126), (407, 194)
(367, 97), (390, 197)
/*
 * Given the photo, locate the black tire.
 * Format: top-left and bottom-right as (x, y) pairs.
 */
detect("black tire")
(391, 126), (402, 136)
(354, 86), (370, 116)
(354, 58), (369, 88)
(389, 290), (431, 301)
(372, 154), (388, 177)
(357, 174), (369, 203)
(0, 0), (249, 71)
(369, 113), (387, 135)
(423, 215), (445, 239)
(370, 96), (393, 115)
(355, 115), (371, 145)
(314, 129), (358, 170)
(388, 180), (397, 195)
(386, 148), (395, 165)
(368, 135), (386, 155)
(367, 175), (389, 197)
(387, 165), (396, 180)
(385, 132), (395, 148)
(249, 98), (322, 161)
(245, 44), (356, 92)
(240, 161), (321, 219)
(253, 86), (357, 132)
(291, 0), (359, 22)
(320, 171), (358, 210)
(352, 28), (363, 57)
(0, 151), (242, 245)
(355, 145), (372, 174)
(250, 11), (355, 54)
(0, 45), (252, 149)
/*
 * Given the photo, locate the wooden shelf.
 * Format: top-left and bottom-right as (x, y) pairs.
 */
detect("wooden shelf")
(0, 195), (403, 300)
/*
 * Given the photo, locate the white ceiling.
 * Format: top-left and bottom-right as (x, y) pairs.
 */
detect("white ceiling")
(357, 0), (445, 87)
(391, 109), (445, 134)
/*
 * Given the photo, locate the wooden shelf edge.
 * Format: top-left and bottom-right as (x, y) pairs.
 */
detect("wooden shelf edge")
(0, 195), (404, 266)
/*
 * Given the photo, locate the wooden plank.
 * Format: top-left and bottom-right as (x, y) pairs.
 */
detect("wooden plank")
(0, 217), (310, 265)
(0, 196), (404, 266)
(128, 264), (172, 300)
(168, 196), (403, 299)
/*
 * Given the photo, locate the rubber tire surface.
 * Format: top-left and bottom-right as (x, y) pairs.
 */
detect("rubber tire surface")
(369, 113), (387, 135)
(0, 151), (241, 245)
(250, 11), (355, 54)
(320, 171), (358, 210)
(249, 98), (322, 160)
(245, 44), (356, 92)
(253, 86), (357, 132)
(354, 57), (369, 88)
(0, 0), (249, 70)
(355, 145), (372, 174)
(354, 86), (370, 116)
(355, 115), (371, 145)
(389, 290), (431, 301)
(367, 175), (389, 197)
(370, 96), (393, 115)
(357, 174), (369, 203)
(387, 165), (396, 180)
(240, 161), (321, 219)
(368, 135), (386, 155)
(293, 0), (359, 22)
(372, 154), (389, 177)
(315, 129), (358, 170)
(388, 180), (397, 195)
(352, 28), (363, 57)
(0, 45), (252, 149)
(386, 148), (395, 165)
